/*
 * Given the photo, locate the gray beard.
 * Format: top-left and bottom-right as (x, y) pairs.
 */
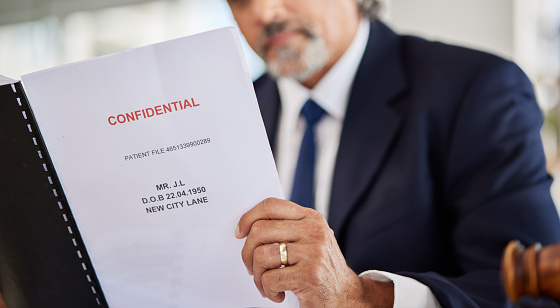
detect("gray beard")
(264, 34), (328, 83)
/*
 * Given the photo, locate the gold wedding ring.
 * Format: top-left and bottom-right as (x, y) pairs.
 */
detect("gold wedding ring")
(279, 242), (288, 266)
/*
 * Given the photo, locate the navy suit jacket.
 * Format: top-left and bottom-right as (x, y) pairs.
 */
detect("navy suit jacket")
(254, 21), (560, 307)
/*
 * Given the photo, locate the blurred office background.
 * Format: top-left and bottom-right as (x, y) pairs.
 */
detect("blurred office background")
(0, 0), (559, 207)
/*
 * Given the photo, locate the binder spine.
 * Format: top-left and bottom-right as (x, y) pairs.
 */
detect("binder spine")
(1, 82), (108, 307)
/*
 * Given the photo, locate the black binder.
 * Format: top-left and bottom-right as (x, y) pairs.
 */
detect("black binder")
(0, 81), (107, 308)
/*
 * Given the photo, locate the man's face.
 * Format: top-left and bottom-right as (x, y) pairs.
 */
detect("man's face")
(228, 0), (360, 85)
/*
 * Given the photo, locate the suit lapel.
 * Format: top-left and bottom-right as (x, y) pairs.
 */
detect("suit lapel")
(328, 22), (408, 237)
(254, 75), (281, 152)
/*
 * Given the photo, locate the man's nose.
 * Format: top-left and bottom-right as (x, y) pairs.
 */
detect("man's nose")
(251, 0), (286, 25)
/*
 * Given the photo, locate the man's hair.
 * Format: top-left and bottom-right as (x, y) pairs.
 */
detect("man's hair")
(357, 0), (381, 21)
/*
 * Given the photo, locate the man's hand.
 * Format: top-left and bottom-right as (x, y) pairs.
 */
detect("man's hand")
(235, 198), (394, 307)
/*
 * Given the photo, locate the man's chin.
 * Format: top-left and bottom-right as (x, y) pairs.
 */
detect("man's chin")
(265, 63), (301, 79)
(262, 34), (327, 82)
(262, 53), (302, 77)
(266, 62), (316, 82)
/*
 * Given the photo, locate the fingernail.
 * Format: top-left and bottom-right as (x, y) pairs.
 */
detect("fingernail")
(247, 268), (253, 276)
(235, 225), (240, 238)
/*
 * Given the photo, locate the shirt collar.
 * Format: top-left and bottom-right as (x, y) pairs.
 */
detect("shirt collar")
(277, 19), (370, 120)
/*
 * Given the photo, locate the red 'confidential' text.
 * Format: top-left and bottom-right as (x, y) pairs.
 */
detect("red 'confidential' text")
(108, 98), (199, 126)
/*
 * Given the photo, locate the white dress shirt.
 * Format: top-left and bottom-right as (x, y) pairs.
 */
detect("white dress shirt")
(274, 19), (441, 308)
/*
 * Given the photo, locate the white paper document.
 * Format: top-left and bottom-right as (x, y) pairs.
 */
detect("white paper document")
(0, 74), (16, 86)
(22, 27), (296, 307)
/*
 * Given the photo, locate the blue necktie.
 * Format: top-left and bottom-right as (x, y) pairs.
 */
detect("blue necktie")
(290, 99), (326, 209)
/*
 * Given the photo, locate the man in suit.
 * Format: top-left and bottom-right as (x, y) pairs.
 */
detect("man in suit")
(229, 0), (560, 307)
